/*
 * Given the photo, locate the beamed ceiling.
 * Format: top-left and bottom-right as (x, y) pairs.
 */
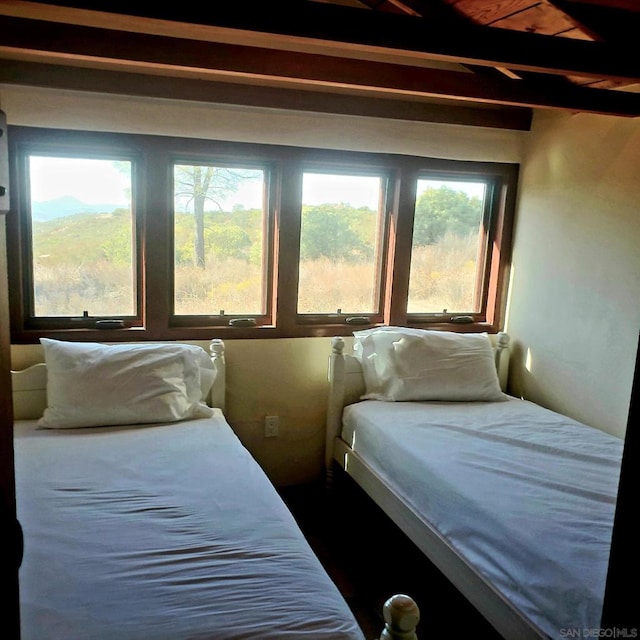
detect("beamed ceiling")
(0, 0), (639, 130)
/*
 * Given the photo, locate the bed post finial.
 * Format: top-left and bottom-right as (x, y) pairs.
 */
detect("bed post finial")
(210, 339), (225, 359)
(331, 336), (345, 355)
(496, 331), (510, 350)
(380, 594), (420, 640)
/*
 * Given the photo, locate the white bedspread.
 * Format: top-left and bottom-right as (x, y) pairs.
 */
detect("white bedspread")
(15, 412), (364, 640)
(341, 398), (623, 640)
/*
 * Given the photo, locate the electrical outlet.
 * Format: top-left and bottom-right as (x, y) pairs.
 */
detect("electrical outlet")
(264, 415), (279, 438)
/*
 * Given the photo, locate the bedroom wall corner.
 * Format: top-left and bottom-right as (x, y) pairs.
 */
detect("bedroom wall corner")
(219, 337), (336, 487)
(505, 110), (640, 438)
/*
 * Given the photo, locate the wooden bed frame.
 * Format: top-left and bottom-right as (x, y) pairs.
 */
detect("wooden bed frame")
(11, 338), (422, 640)
(325, 331), (550, 640)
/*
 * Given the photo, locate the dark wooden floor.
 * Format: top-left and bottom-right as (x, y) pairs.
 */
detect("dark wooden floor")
(278, 470), (502, 640)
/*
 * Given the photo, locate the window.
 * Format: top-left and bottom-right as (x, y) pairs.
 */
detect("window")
(408, 178), (487, 316)
(11, 145), (139, 330)
(173, 163), (269, 320)
(7, 127), (517, 341)
(297, 171), (387, 319)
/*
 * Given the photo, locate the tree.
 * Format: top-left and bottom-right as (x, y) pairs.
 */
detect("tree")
(300, 203), (372, 262)
(205, 224), (251, 260)
(413, 186), (482, 246)
(174, 165), (259, 268)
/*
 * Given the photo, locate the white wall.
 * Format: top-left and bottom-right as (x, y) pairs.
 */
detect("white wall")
(506, 110), (640, 438)
(0, 85), (526, 161)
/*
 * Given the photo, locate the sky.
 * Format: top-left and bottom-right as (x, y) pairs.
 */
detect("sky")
(29, 156), (485, 211)
(29, 157), (132, 206)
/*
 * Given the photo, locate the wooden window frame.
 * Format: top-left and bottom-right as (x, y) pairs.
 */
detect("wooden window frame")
(295, 163), (394, 326)
(403, 168), (514, 327)
(7, 126), (517, 343)
(168, 156), (276, 329)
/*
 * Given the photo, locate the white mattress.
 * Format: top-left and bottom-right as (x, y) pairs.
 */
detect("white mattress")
(15, 412), (365, 640)
(341, 398), (623, 640)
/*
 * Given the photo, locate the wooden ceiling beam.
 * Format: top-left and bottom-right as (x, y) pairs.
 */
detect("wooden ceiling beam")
(562, 0), (640, 12)
(0, 59), (533, 130)
(0, 15), (638, 116)
(548, 0), (640, 42)
(6, 0), (640, 84)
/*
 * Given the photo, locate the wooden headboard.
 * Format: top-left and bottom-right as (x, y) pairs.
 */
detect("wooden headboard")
(11, 339), (227, 421)
(325, 331), (511, 471)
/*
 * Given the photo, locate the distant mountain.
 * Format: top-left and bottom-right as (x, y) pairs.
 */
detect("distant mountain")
(31, 196), (125, 221)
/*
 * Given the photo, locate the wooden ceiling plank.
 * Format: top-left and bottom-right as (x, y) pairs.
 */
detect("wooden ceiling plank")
(443, 0), (540, 26)
(491, 3), (589, 38)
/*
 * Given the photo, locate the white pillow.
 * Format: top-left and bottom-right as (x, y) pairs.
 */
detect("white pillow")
(353, 328), (505, 402)
(38, 339), (216, 429)
(353, 326), (428, 399)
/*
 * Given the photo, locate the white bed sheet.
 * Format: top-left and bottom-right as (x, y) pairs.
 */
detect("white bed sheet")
(15, 412), (365, 640)
(341, 397), (623, 640)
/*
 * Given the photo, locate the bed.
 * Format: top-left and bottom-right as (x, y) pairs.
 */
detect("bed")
(325, 327), (623, 640)
(12, 337), (418, 640)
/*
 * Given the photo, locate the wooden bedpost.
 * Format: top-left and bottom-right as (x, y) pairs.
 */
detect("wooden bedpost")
(325, 336), (346, 489)
(380, 594), (420, 640)
(495, 331), (510, 393)
(209, 339), (226, 412)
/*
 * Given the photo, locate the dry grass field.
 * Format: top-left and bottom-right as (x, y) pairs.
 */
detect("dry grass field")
(33, 233), (478, 317)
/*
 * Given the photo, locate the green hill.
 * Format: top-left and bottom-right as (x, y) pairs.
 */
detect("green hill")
(32, 208), (133, 266)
